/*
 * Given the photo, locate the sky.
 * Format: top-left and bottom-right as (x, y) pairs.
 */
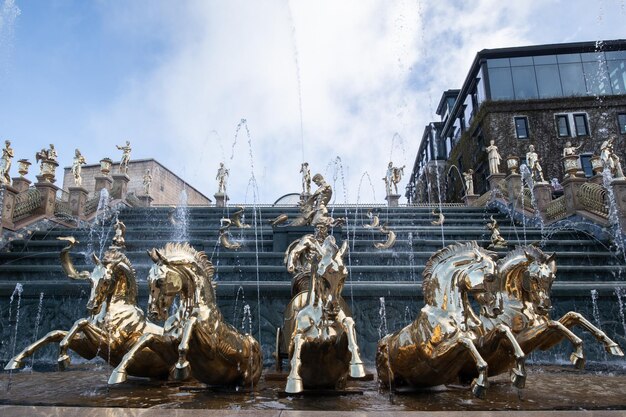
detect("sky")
(1, 0), (625, 204)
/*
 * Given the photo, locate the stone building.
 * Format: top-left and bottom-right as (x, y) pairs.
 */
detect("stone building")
(407, 39), (626, 204)
(62, 158), (211, 206)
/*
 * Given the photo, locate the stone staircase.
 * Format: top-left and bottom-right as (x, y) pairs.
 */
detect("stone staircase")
(1, 204), (625, 364)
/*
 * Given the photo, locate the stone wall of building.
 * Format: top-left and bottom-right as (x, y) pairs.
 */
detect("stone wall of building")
(61, 159), (211, 206)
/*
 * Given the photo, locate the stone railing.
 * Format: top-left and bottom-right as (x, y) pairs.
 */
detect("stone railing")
(54, 199), (72, 218)
(125, 193), (142, 207)
(577, 182), (609, 218)
(12, 188), (42, 222)
(519, 187), (534, 211)
(545, 196), (567, 221)
(472, 191), (493, 207)
(84, 196), (101, 216)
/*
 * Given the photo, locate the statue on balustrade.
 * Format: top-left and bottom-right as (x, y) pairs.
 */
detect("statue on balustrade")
(71, 149), (87, 187)
(300, 162), (311, 195)
(463, 169), (475, 196)
(143, 169), (152, 195)
(216, 162), (229, 194)
(563, 141), (582, 157)
(485, 140), (502, 175)
(0, 140), (14, 185)
(383, 162), (405, 196)
(526, 144), (546, 183)
(116, 141), (132, 174)
(600, 136), (624, 179)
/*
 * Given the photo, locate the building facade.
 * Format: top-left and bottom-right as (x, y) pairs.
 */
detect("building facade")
(407, 40), (626, 204)
(62, 159), (211, 206)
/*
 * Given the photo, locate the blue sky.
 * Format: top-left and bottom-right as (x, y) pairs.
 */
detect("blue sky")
(1, 0), (625, 203)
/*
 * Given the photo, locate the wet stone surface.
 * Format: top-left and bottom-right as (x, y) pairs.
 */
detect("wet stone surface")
(0, 363), (625, 411)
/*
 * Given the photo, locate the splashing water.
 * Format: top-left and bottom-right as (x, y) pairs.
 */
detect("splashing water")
(30, 292), (45, 370)
(286, 0), (305, 162)
(615, 287), (626, 337)
(378, 297), (388, 339)
(172, 189), (189, 242)
(590, 289), (602, 328)
(6, 282), (23, 391)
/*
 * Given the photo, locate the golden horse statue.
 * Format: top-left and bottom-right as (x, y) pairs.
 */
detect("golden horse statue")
(376, 242), (528, 398)
(5, 237), (169, 379)
(476, 246), (623, 377)
(109, 242), (261, 387)
(276, 229), (365, 393)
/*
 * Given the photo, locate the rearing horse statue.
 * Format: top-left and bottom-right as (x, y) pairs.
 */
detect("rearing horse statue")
(5, 237), (169, 379)
(376, 242), (527, 398)
(277, 230), (365, 393)
(479, 246), (623, 376)
(109, 242), (262, 387)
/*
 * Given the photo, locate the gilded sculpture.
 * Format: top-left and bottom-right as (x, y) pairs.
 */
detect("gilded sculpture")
(383, 162), (405, 196)
(374, 224), (397, 250)
(219, 218), (243, 250)
(276, 226), (365, 393)
(600, 136), (624, 179)
(431, 209), (445, 226)
(116, 141), (132, 174)
(71, 149), (86, 187)
(526, 144), (546, 183)
(35, 144), (58, 181)
(0, 140), (14, 185)
(363, 209), (380, 229)
(5, 237), (170, 380)
(112, 219), (126, 249)
(300, 162), (311, 195)
(230, 206), (251, 228)
(487, 215), (507, 249)
(216, 162), (229, 194)
(109, 243), (262, 387)
(563, 141), (582, 157)
(376, 242), (527, 398)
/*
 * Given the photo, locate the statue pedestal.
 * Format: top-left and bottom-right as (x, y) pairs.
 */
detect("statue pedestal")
(34, 180), (60, 217)
(111, 174), (130, 200)
(385, 194), (401, 207)
(488, 173), (506, 192)
(214, 192), (229, 208)
(138, 195), (154, 207)
(1, 185), (18, 230)
(68, 186), (89, 219)
(505, 173), (521, 205)
(95, 175), (113, 195)
(562, 176), (587, 216)
(610, 178), (626, 231)
(533, 183), (553, 219)
(589, 174), (604, 186)
(464, 194), (479, 206)
(11, 177), (31, 194)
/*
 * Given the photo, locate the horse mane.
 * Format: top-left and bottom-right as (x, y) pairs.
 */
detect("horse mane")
(498, 245), (547, 275)
(422, 241), (483, 305)
(161, 242), (215, 283)
(103, 250), (137, 301)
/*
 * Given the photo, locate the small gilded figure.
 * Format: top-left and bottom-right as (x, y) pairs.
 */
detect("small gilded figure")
(383, 162), (405, 196)
(562, 141), (582, 157)
(600, 136), (624, 179)
(216, 162), (229, 194)
(111, 219), (126, 249)
(487, 215), (508, 249)
(143, 169), (152, 195)
(0, 140), (14, 185)
(485, 140), (502, 175)
(300, 162), (311, 195)
(116, 141), (132, 174)
(71, 149), (87, 186)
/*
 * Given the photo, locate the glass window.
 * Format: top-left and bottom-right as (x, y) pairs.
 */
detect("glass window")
(557, 53), (582, 64)
(559, 63), (587, 96)
(618, 113), (626, 134)
(510, 56), (534, 66)
(580, 154), (593, 177)
(511, 66), (539, 99)
(574, 114), (589, 136)
(488, 67), (514, 100)
(583, 61), (613, 95)
(534, 55), (558, 65)
(607, 60), (626, 94)
(556, 115), (570, 137)
(487, 58), (510, 68)
(581, 51), (605, 62)
(606, 51), (626, 61)
(535, 64), (563, 98)
(514, 117), (529, 139)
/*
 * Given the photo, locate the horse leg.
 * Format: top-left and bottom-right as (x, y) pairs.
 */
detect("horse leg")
(337, 310), (365, 378)
(558, 312), (624, 357)
(173, 316), (197, 381)
(452, 337), (489, 399)
(108, 333), (156, 385)
(521, 321), (585, 369)
(494, 324), (526, 388)
(285, 333), (305, 394)
(58, 319), (105, 370)
(4, 330), (67, 370)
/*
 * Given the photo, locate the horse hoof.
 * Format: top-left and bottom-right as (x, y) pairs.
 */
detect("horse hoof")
(108, 370), (127, 385)
(607, 344), (624, 357)
(57, 354), (71, 371)
(174, 362), (191, 381)
(570, 352), (585, 369)
(350, 363), (366, 378)
(470, 379), (487, 399)
(510, 369), (526, 389)
(285, 377), (304, 394)
(4, 358), (22, 371)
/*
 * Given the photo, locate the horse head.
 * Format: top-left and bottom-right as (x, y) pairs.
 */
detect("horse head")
(521, 250), (556, 315)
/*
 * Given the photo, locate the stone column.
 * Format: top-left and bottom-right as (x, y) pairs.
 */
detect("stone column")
(138, 195), (154, 207)
(385, 194), (400, 208)
(1, 185), (18, 230)
(11, 177), (31, 194)
(488, 173), (506, 192)
(505, 173), (521, 205)
(68, 186), (89, 219)
(464, 194), (479, 206)
(111, 173), (130, 200)
(94, 175), (113, 195)
(533, 183), (553, 219)
(561, 176), (587, 216)
(610, 178), (626, 231)
(34, 177), (60, 217)
(214, 192), (229, 208)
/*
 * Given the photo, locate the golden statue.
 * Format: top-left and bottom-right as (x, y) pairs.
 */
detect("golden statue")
(383, 162), (405, 196)
(230, 206), (251, 228)
(600, 136), (624, 179)
(374, 224), (396, 250)
(219, 218), (242, 250)
(112, 219), (126, 249)
(71, 149), (86, 186)
(487, 215), (507, 249)
(109, 243), (262, 387)
(116, 141), (132, 174)
(376, 242), (528, 398)
(4, 237), (170, 379)
(431, 209), (445, 226)
(363, 209), (380, 229)
(216, 162), (229, 194)
(300, 162), (311, 195)
(276, 226), (365, 393)
(475, 246), (623, 377)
